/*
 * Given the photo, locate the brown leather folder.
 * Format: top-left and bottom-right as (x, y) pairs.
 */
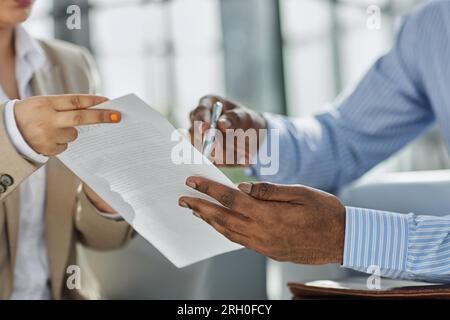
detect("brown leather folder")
(289, 282), (450, 300)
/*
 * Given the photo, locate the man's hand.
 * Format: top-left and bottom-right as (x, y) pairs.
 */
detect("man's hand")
(179, 177), (346, 265)
(83, 184), (116, 214)
(189, 95), (267, 166)
(14, 94), (121, 156)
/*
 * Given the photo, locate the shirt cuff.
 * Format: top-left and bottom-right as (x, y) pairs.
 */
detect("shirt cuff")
(342, 207), (410, 278)
(4, 100), (49, 164)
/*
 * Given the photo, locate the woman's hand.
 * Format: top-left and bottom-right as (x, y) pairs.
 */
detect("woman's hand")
(179, 177), (346, 265)
(14, 94), (121, 156)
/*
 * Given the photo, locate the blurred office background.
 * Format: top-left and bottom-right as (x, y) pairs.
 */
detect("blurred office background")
(24, 0), (449, 299)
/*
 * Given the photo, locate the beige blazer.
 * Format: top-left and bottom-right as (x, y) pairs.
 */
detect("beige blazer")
(0, 39), (133, 300)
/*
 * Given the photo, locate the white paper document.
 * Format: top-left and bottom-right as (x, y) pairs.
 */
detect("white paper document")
(58, 94), (241, 267)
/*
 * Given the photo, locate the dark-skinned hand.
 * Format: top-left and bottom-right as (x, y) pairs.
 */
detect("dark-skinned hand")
(179, 176), (346, 265)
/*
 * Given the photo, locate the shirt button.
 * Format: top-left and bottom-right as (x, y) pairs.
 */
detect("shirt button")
(0, 174), (13, 187)
(0, 184), (6, 194)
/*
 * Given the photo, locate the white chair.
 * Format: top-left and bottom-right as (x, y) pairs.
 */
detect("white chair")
(266, 170), (450, 300)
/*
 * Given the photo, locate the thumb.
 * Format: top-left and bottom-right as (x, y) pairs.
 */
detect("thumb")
(238, 182), (310, 202)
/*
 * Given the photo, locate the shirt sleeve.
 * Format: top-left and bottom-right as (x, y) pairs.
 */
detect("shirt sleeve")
(4, 100), (49, 164)
(343, 207), (450, 283)
(250, 4), (438, 192)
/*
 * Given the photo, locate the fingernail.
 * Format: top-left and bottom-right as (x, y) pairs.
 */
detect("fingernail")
(218, 118), (231, 129)
(110, 113), (121, 123)
(239, 182), (253, 194)
(186, 179), (197, 189)
(179, 200), (190, 209)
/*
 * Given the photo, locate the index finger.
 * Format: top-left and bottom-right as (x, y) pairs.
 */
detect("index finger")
(48, 94), (109, 111)
(185, 176), (258, 217)
(238, 182), (311, 203)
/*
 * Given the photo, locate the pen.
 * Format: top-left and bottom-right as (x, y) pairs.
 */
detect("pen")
(202, 101), (223, 158)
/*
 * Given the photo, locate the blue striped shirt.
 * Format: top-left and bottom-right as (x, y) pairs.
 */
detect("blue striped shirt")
(251, 0), (450, 282)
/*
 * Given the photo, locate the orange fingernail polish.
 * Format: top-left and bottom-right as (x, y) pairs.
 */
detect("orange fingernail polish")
(110, 113), (121, 123)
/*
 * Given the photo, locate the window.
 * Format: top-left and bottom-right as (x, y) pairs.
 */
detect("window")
(280, 0), (420, 116)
